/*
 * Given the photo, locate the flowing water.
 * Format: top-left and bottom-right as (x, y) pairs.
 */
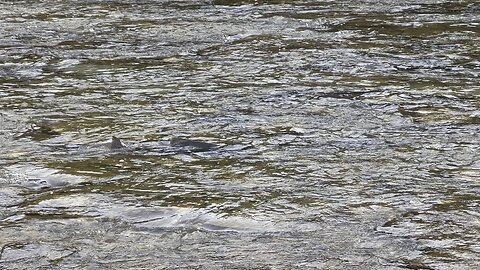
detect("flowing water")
(0, 0), (479, 269)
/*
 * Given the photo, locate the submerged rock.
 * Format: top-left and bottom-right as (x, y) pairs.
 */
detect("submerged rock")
(15, 122), (60, 141)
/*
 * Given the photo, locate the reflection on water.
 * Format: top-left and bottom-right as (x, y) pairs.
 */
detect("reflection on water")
(1, 0), (479, 269)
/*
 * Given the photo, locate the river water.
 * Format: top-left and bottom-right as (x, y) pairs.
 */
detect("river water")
(0, 0), (479, 269)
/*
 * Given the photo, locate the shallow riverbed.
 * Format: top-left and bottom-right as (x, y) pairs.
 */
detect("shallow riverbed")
(1, 0), (479, 269)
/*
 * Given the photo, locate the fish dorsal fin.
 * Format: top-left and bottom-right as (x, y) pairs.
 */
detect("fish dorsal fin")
(111, 136), (125, 149)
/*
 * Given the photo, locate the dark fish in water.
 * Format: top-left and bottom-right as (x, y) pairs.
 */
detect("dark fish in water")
(170, 137), (219, 152)
(105, 136), (221, 153)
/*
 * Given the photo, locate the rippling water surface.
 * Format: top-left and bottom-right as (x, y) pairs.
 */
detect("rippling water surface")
(1, 0), (479, 269)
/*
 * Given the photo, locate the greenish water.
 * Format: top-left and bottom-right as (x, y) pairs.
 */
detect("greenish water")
(1, 0), (479, 269)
